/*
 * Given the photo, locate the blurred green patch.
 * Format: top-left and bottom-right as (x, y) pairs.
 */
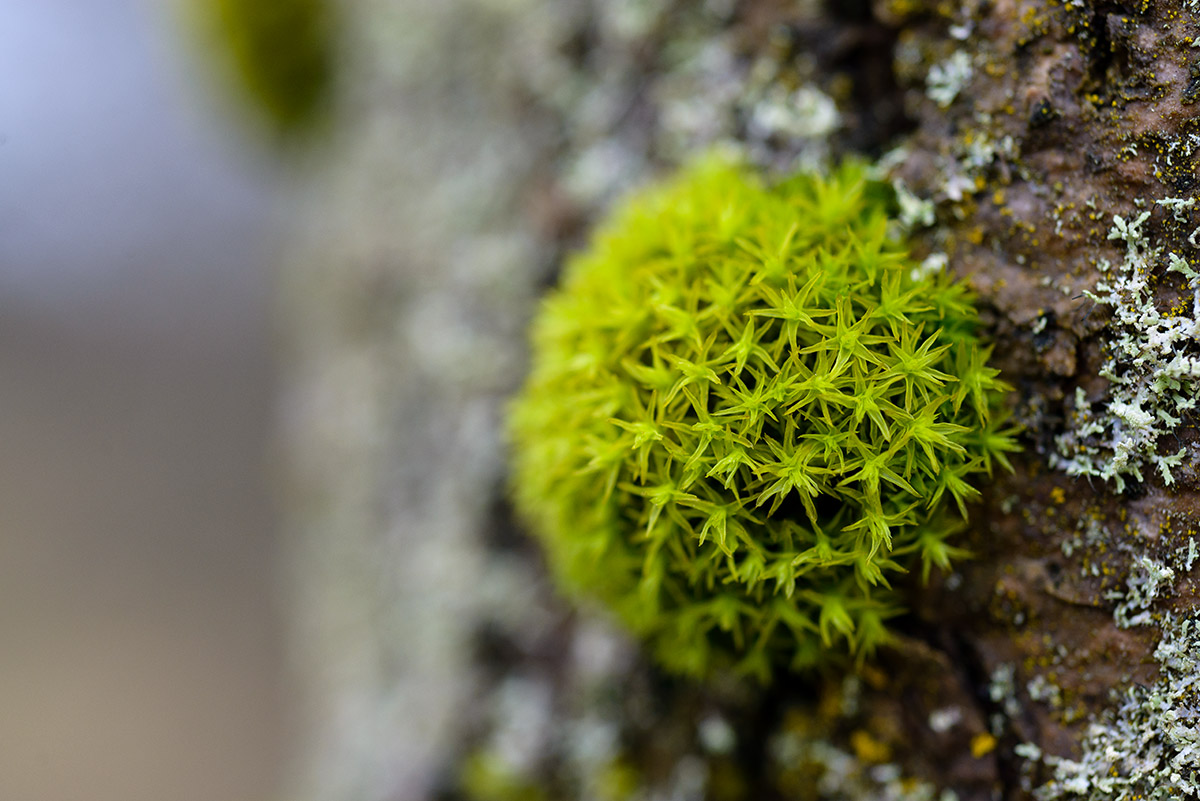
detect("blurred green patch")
(459, 751), (548, 801)
(194, 0), (335, 139)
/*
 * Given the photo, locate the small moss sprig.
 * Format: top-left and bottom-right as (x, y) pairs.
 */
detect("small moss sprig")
(509, 157), (1017, 680)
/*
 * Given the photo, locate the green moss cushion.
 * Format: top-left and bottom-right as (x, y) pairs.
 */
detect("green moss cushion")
(509, 157), (1017, 679)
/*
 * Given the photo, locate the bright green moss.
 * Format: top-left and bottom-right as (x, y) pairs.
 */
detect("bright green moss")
(509, 156), (1018, 680)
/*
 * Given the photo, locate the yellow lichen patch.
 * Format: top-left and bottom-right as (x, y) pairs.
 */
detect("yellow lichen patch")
(970, 732), (998, 758)
(850, 730), (893, 764)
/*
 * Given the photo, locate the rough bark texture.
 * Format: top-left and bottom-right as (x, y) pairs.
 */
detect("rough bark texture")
(279, 1), (1200, 800)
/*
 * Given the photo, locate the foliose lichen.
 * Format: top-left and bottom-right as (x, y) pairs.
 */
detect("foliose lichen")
(508, 156), (1017, 679)
(1051, 207), (1200, 491)
(1019, 559), (1200, 800)
(925, 51), (972, 109)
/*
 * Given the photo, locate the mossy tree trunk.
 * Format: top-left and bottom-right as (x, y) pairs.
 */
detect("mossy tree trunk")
(278, 1), (1200, 800)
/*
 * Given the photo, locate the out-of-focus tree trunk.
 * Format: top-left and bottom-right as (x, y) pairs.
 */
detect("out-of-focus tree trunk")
(277, 2), (1200, 800)
(274, 4), (550, 799)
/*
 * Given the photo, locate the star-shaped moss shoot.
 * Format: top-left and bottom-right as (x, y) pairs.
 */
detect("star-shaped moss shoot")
(509, 156), (1017, 680)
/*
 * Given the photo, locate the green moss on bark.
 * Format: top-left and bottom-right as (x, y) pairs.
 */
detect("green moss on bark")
(509, 156), (1017, 680)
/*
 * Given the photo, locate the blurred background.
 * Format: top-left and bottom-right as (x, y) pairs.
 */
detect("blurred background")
(0, 0), (544, 797)
(0, 0), (287, 799)
(0, 0), (602, 796)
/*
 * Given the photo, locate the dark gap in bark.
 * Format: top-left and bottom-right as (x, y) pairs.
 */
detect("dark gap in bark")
(814, 0), (915, 156)
(824, 0), (872, 23)
(1079, 2), (1145, 97)
(951, 631), (1025, 800)
(481, 483), (542, 556)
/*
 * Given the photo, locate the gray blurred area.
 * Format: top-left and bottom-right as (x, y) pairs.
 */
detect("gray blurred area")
(274, 2), (550, 798)
(0, 1), (285, 800)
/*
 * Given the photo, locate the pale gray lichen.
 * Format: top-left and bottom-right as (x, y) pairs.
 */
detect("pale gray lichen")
(658, 42), (843, 172)
(1027, 675), (1063, 710)
(603, 0), (669, 40)
(1107, 556), (1176, 629)
(544, 2), (843, 209)
(927, 706), (963, 734)
(925, 52), (972, 109)
(1061, 515), (1111, 565)
(1157, 196), (1196, 223)
(989, 663), (1020, 717)
(911, 252), (948, 283)
(1025, 613), (1200, 801)
(919, 118), (1020, 212)
(697, 715), (736, 756)
(1017, 522), (1200, 800)
(893, 179), (936, 230)
(988, 663), (1022, 735)
(1050, 208), (1200, 491)
(489, 676), (557, 779)
(745, 84), (841, 147)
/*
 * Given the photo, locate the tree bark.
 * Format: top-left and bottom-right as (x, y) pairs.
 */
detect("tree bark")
(278, 1), (1200, 799)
